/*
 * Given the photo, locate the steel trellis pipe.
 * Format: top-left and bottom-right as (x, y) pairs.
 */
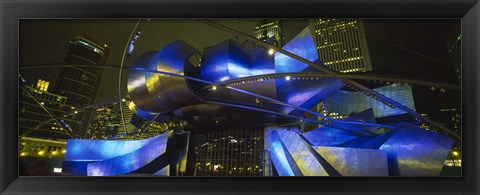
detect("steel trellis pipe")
(118, 19), (142, 137)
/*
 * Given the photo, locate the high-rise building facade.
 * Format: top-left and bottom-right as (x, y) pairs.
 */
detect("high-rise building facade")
(19, 79), (73, 140)
(438, 108), (461, 135)
(52, 36), (110, 137)
(309, 19), (372, 73)
(445, 22), (461, 83)
(190, 128), (265, 176)
(253, 19), (285, 47)
(19, 137), (67, 158)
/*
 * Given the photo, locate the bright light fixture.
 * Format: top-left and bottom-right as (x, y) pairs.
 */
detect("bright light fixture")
(268, 49), (275, 55)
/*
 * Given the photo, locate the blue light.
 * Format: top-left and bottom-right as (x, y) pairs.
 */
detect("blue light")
(63, 132), (170, 176)
(269, 130), (295, 176)
(274, 27), (318, 74)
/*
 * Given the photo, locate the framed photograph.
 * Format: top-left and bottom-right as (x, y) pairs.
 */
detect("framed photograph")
(1, 0), (479, 194)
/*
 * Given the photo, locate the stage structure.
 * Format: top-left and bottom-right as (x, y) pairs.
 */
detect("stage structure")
(63, 26), (455, 176)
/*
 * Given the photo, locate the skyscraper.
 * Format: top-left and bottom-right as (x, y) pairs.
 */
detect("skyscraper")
(52, 35), (110, 137)
(309, 19), (372, 73)
(253, 19), (285, 47)
(445, 22), (461, 83)
(19, 79), (71, 140)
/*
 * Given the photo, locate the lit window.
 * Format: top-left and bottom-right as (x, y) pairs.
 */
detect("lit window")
(53, 168), (62, 173)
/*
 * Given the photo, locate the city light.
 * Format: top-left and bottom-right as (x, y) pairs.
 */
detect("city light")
(285, 76), (291, 81)
(53, 168), (62, 173)
(38, 151), (44, 155)
(212, 86), (217, 91)
(268, 49), (275, 55)
(452, 151), (459, 156)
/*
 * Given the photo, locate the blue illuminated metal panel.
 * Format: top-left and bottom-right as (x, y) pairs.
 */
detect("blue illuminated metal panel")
(273, 26), (343, 115)
(64, 139), (149, 162)
(302, 127), (359, 147)
(154, 165), (170, 176)
(251, 47), (275, 76)
(274, 27), (318, 74)
(275, 129), (329, 176)
(200, 39), (252, 82)
(378, 125), (454, 176)
(324, 85), (416, 118)
(63, 132), (170, 176)
(87, 132), (169, 176)
(314, 146), (389, 176)
(276, 78), (344, 115)
(269, 130), (296, 176)
(343, 108), (379, 133)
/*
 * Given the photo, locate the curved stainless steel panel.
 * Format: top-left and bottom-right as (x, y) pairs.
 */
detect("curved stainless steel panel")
(127, 41), (201, 114)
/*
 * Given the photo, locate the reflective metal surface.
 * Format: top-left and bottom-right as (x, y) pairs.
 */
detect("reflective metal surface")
(266, 125), (453, 176)
(378, 125), (455, 176)
(275, 129), (329, 176)
(63, 132), (169, 176)
(201, 39), (252, 82)
(302, 127), (359, 146)
(276, 78), (344, 115)
(87, 132), (169, 176)
(127, 41), (200, 114)
(274, 27), (318, 74)
(314, 146), (389, 176)
(324, 85), (416, 118)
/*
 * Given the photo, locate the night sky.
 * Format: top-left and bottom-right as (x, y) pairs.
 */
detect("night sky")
(19, 19), (460, 120)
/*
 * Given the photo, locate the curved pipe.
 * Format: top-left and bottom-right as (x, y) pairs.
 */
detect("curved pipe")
(20, 64), (394, 128)
(20, 64), (460, 90)
(118, 19), (142, 136)
(20, 64), (434, 131)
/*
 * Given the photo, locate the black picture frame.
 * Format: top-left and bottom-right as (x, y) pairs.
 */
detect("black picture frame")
(1, 0), (479, 194)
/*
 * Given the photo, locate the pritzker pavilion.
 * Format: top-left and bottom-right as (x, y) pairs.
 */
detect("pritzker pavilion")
(54, 22), (456, 177)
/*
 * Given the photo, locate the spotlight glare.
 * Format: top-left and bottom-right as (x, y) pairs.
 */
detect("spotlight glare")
(268, 49), (275, 55)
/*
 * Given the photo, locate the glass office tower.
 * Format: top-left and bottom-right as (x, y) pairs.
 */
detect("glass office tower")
(254, 19), (285, 47)
(52, 36), (110, 137)
(309, 19), (372, 73)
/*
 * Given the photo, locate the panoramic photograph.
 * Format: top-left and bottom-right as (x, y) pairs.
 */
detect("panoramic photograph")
(18, 19), (461, 176)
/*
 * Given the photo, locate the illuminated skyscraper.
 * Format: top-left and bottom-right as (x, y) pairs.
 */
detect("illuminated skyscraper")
(445, 22), (461, 83)
(254, 19), (285, 47)
(19, 79), (72, 140)
(309, 19), (372, 73)
(52, 36), (110, 137)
